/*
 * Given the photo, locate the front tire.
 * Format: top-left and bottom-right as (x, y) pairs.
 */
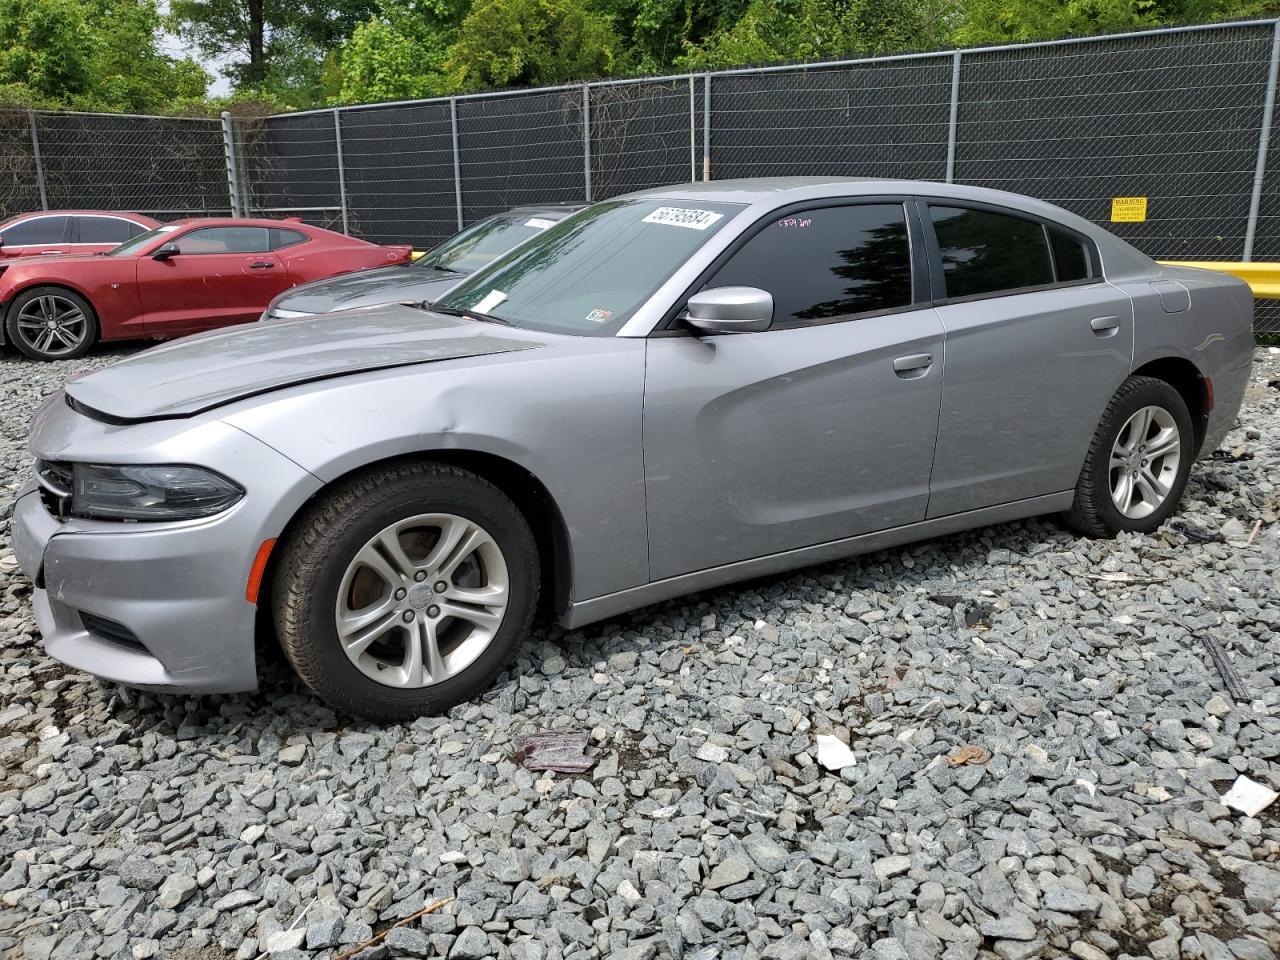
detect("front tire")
(5, 286), (98, 361)
(1064, 375), (1194, 537)
(272, 462), (540, 721)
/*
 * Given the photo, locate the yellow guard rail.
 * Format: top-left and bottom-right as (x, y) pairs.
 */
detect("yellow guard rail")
(1159, 261), (1280, 300)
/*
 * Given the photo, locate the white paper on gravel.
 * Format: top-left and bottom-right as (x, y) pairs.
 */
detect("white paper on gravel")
(815, 734), (857, 771)
(1220, 775), (1279, 817)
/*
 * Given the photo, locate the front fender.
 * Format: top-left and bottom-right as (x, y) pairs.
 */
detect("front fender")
(219, 342), (650, 603)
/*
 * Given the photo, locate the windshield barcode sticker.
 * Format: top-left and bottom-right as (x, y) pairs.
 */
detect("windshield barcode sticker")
(642, 207), (724, 230)
(524, 218), (555, 229)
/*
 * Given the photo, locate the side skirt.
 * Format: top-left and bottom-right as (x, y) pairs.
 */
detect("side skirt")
(560, 491), (1074, 630)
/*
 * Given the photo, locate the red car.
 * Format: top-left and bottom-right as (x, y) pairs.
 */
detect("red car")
(0, 218), (413, 360)
(0, 210), (161, 259)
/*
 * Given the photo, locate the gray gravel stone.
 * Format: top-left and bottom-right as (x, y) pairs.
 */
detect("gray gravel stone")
(1, 346), (1278, 960)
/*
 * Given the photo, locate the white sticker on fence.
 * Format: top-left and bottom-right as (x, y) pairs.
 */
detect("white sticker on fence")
(642, 207), (724, 230)
(524, 218), (556, 229)
(474, 289), (507, 313)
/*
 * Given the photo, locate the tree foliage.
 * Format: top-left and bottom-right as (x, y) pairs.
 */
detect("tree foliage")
(0, 0), (208, 112)
(446, 0), (623, 89)
(676, 0), (957, 69)
(168, 0), (378, 106)
(3, 0), (1278, 113)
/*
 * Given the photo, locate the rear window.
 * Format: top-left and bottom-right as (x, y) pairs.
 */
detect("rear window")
(930, 205), (1054, 299)
(1049, 228), (1091, 282)
(270, 228), (308, 250)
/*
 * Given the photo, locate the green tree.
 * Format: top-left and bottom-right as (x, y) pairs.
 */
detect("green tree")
(0, 0), (207, 111)
(952, 0), (1276, 43)
(444, 0), (624, 89)
(336, 0), (467, 103)
(169, 0), (378, 106)
(677, 0), (956, 69)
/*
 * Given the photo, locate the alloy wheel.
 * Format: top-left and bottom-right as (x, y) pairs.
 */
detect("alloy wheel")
(1108, 405), (1180, 520)
(334, 513), (510, 688)
(14, 294), (89, 357)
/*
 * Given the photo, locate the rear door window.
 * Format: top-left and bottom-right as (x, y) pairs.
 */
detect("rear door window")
(703, 203), (915, 325)
(929, 205), (1055, 299)
(77, 216), (140, 245)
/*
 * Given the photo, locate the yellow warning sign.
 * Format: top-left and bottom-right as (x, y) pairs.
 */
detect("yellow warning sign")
(1111, 196), (1147, 222)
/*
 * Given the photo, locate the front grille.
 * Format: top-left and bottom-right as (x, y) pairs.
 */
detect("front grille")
(79, 612), (149, 655)
(34, 459), (73, 520)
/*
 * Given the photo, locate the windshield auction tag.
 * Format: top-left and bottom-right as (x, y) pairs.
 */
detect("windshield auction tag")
(524, 218), (556, 229)
(642, 207), (724, 230)
(474, 289), (507, 313)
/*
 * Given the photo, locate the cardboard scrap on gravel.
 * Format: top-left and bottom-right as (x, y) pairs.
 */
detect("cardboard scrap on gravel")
(1220, 775), (1279, 817)
(947, 744), (992, 766)
(513, 732), (595, 773)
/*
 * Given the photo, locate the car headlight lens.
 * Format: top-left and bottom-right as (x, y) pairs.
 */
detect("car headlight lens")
(71, 464), (244, 521)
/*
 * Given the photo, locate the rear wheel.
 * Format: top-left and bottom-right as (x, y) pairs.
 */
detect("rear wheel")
(5, 286), (98, 361)
(1064, 375), (1194, 537)
(272, 462), (539, 721)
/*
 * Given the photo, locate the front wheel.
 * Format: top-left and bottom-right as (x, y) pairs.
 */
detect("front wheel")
(5, 286), (99, 361)
(1064, 375), (1194, 537)
(272, 462), (540, 721)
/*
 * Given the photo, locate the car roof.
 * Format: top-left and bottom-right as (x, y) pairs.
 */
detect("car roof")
(164, 217), (326, 231)
(5, 210), (158, 220)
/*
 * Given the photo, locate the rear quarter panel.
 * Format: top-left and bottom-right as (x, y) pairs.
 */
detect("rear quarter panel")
(1118, 264), (1254, 455)
(282, 243), (411, 284)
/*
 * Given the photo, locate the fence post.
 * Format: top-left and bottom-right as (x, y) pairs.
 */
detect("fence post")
(702, 73), (712, 181)
(450, 98), (463, 231)
(582, 84), (592, 202)
(332, 108), (351, 235)
(28, 111), (49, 210)
(220, 111), (242, 217)
(1245, 21), (1280, 261)
(946, 51), (962, 184)
(689, 76), (697, 182)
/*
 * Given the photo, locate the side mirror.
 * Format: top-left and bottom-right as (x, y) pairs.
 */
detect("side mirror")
(152, 242), (180, 261)
(683, 286), (773, 334)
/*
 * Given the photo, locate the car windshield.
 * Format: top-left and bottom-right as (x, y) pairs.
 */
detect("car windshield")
(435, 199), (741, 335)
(418, 213), (561, 274)
(107, 224), (180, 257)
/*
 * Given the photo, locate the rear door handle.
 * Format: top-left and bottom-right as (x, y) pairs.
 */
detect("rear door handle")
(1090, 315), (1120, 336)
(249, 261), (275, 269)
(892, 353), (933, 378)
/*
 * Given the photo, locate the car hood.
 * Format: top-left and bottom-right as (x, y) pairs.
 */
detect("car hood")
(64, 304), (546, 421)
(271, 264), (464, 315)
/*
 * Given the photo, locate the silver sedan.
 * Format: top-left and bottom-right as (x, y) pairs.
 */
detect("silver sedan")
(14, 178), (1254, 719)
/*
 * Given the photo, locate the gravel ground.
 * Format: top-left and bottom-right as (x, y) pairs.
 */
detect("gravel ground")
(0, 345), (1278, 960)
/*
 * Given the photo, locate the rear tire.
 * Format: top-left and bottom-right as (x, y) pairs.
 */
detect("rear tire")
(272, 461), (539, 721)
(5, 286), (98, 361)
(1064, 375), (1194, 537)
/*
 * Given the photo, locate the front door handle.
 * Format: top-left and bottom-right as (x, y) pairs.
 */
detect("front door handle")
(892, 353), (933, 378)
(1090, 315), (1120, 336)
(249, 261), (275, 269)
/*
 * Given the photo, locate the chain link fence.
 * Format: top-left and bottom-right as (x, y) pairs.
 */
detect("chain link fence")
(2, 20), (1280, 328)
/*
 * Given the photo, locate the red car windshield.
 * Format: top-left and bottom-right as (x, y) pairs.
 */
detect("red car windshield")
(107, 224), (181, 257)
